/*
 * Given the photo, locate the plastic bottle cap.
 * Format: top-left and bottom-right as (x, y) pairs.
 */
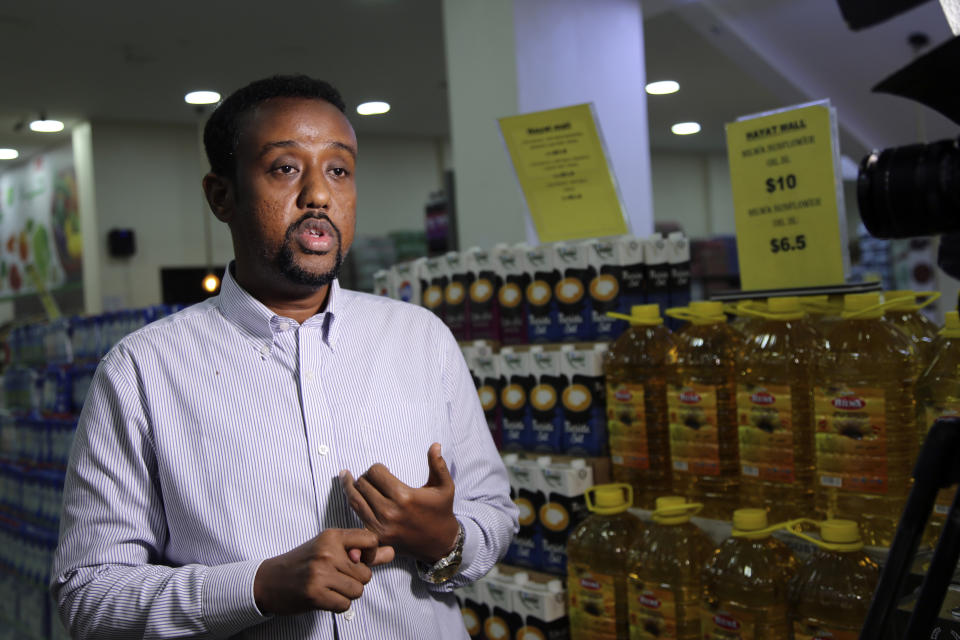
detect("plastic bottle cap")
(502, 453), (519, 464)
(571, 459), (586, 469)
(943, 311), (960, 338)
(842, 292), (883, 319)
(884, 290), (918, 311)
(767, 296), (805, 318)
(547, 579), (563, 593)
(536, 456), (552, 467)
(689, 300), (726, 324)
(732, 508), (768, 531)
(820, 519), (860, 544)
(586, 483), (632, 514)
(653, 495), (699, 524)
(630, 304), (663, 325)
(654, 496), (688, 510)
(513, 572), (529, 585)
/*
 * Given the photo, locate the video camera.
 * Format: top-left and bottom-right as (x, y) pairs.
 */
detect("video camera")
(842, 1), (960, 275)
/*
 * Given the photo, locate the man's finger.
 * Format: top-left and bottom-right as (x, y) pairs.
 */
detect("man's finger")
(361, 544), (396, 566)
(425, 442), (453, 489)
(361, 463), (407, 502)
(354, 474), (397, 519)
(339, 473), (382, 531)
(337, 527), (380, 552)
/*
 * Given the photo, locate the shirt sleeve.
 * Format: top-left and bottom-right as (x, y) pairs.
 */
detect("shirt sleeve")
(429, 325), (519, 592)
(50, 346), (269, 639)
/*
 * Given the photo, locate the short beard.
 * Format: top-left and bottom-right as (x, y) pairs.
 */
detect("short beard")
(275, 215), (344, 288)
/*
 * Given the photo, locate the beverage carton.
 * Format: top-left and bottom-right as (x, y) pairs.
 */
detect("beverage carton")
(524, 245), (562, 343)
(443, 250), (471, 340)
(492, 243), (529, 345)
(464, 247), (502, 341)
(553, 242), (595, 342)
(560, 343), (609, 456)
(538, 456), (593, 575)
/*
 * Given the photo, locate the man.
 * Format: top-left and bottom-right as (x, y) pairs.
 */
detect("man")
(51, 75), (518, 639)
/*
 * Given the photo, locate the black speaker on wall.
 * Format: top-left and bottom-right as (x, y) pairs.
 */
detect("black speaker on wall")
(108, 229), (136, 257)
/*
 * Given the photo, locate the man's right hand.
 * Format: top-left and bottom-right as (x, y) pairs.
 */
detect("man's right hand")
(253, 528), (395, 615)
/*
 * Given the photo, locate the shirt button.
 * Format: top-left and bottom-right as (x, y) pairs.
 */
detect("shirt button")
(318, 444), (329, 456)
(306, 371), (315, 381)
(343, 608), (355, 621)
(259, 345), (270, 356)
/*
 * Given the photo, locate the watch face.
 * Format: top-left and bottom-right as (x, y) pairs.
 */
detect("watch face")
(426, 525), (464, 583)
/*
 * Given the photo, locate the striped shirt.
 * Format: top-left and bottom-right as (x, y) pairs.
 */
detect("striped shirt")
(51, 266), (518, 639)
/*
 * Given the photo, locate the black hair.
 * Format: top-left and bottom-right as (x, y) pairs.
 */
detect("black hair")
(203, 74), (346, 179)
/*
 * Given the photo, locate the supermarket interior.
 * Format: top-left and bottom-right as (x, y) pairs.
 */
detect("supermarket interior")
(1, 0), (960, 638)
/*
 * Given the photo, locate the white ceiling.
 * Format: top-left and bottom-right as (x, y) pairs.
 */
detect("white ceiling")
(0, 0), (956, 166)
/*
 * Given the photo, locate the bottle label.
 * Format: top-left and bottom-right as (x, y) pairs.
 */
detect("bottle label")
(568, 564), (618, 637)
(700, 605), (755, 639)
(628, 580), (682, 639)
(814, 386), (888, 494)
(668, 383), (721, 476)
(737, 383), (796, 483)
(607, 383), (650, 470)
(793, 620), (859, 639)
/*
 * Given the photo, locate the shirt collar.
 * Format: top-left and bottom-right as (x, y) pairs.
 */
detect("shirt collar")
(216, 263), (340, 348)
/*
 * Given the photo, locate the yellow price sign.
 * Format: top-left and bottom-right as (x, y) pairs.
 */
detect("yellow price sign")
(725, 101), (849, 291)
(499, 104), (628, 243)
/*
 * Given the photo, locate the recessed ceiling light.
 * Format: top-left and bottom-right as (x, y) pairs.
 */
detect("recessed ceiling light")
(646, 80), (680, 95)
(29, 119), (64, 133)
(671, 122), (701, 135)
(357, 101), (390, 116)
(185, 91), (221, 105)
(0, 149), (18, 160)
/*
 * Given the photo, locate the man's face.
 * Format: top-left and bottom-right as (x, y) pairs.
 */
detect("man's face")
(226, 97), (357, 294)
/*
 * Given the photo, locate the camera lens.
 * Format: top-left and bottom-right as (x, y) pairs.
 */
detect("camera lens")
(857, 137), (960, 238)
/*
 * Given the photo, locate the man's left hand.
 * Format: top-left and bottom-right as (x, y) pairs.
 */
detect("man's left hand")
(340, 443), (460, 564)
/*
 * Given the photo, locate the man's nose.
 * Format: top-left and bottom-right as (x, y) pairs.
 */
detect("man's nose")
(297, 168), (331, 209)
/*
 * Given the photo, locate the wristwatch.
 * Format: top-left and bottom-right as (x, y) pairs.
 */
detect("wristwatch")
(418, 523), (465, 584)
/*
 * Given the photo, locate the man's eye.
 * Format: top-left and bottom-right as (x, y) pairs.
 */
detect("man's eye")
(274, 165), (297, 175)
(331, 167), (350, 178)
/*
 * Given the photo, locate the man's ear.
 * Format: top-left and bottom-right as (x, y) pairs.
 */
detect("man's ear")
(202, 173), (236, 223)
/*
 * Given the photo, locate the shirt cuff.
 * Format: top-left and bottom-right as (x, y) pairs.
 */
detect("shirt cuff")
(202, 559), (270, 636)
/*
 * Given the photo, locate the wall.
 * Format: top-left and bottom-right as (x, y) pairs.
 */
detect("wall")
(87, 121), (445, 309)
(649, 151), (735, 237)
(353, 134), (446, 238)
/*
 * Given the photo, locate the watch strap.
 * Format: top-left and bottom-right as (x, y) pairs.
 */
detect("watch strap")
(417, 522), (465, 584)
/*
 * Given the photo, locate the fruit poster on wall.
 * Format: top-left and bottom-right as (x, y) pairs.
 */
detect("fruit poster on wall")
(0, 145), (82, 297)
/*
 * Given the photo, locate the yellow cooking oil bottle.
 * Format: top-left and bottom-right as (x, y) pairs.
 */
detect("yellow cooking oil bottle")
(814, 291), (918, 547)
(701, 508), (797, 639)
(604, 304), (678, 508)
(787, 519), (880, 639)
(798, 294), (843, 335)
(726, 299), (765, 338)
(916, 310), (960, 543)
(737, 296), (821, 521)
(626, 497), (712, 640)
(665, 301), (742, 520)
(567, 483), (645, 640)
(883, 289), (939, 372)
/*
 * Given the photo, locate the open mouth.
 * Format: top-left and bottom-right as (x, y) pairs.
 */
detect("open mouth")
(294, 216), (338, 253)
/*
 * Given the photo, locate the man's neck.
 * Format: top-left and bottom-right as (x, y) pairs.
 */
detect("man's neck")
(232, 264), (331, 324)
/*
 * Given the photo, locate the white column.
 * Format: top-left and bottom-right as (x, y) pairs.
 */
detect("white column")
(443, 0), (654, 248)
(72, 122), (102, 315)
